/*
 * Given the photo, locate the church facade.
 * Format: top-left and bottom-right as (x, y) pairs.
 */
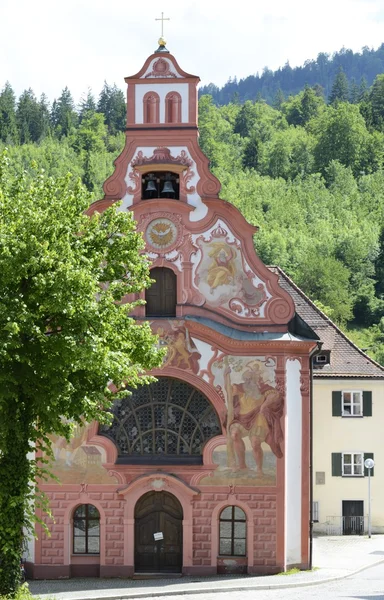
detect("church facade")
(29, 42), (318, 579)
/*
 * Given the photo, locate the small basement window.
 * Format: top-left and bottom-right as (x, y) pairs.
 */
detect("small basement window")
(142, 171), (180, 200)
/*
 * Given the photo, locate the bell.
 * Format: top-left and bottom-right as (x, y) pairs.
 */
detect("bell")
(161, 178), (175, 197)
(145, 179), (157, 193)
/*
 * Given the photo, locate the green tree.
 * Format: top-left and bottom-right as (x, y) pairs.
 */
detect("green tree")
(369, 73), (384, 131)
(79, 88), (96, 121)
(0, 152), (163, 595)
(272, 87), (285, 110)
(311, 103), (373, 176)
(282, 86), (323, 127)
(328, 67), (349, 105)
(0, 82), (18, 144)
(97, 82), (126, 135)
(51, 87), (78, 137)
(38, 93), (52, 139)
(72, 111), (108, 192)
(16, 88), (43, 143)
(349, 78), (360, 103)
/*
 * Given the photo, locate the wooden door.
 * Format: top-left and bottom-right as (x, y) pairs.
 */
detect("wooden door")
(145, 267), (176, 317)
(135, 491), (183, 572)
(342, 500), (364, 535)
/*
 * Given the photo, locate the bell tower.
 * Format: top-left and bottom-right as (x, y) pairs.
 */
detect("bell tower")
(96, 37), (221, 222)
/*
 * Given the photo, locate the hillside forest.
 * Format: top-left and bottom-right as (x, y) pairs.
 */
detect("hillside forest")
(1, 48), (384, 364)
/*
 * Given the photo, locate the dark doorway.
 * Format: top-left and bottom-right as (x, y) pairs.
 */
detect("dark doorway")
(145, 267), (177, 317)
(135, 491), (183, 572)
(342, 500), (364, 535)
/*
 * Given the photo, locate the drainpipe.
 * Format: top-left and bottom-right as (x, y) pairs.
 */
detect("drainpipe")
(309, 342), (322, 570)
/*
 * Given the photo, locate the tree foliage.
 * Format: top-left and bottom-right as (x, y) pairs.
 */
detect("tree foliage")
(199, 44), (384, 104)
(0, 153), (163, 595)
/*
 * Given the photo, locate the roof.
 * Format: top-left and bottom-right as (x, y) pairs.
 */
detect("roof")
(186, 315), (318, 342)
(269, 266), (384, 379)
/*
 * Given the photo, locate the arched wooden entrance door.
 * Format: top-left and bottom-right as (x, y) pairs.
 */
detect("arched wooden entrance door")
(134, 491), (183, 573)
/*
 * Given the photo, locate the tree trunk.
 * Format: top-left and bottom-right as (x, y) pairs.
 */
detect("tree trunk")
(0, 404), (32, 596)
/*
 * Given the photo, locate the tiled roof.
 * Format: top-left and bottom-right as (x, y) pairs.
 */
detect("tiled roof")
(269, 266), (384, 379)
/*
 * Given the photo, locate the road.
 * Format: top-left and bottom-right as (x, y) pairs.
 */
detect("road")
(146, 562), (384, 600)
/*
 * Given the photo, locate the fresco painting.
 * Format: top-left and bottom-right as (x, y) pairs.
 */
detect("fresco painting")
(201, 355), (283, 486)
(50, 424), (117, 484)
(153, 320), (202, 374)
(193, 224), (271, 318)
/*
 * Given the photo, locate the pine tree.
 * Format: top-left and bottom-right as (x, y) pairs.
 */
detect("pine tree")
(97, 82), (126, 135)
(358, 77), (369, 102)
(369, 74), (384, 131)
(329, 67), (349, 105)
(301, 85), (321, 124)
(52, 87), (78, 137)
(0, 82), (18, 144)
(38, 93), (52, 139)
(16, 88), (43, 143)
(79, 88), (96, 121)
(349, 78), (360, 104)
(272, 88), (285, 110)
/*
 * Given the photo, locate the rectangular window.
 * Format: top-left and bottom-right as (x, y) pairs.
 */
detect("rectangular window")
(342, 452), (364, 476)
(342, 391), (363, 417)
(313, 501), (319, 523)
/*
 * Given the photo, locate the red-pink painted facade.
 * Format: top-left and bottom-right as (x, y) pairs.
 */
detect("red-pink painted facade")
(29, 46), (318, 579)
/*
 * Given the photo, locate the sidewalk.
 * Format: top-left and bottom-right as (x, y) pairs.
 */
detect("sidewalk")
(29, 535), (384, 599)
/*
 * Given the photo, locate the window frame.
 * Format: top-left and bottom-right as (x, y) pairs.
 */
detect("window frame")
(73, 504), (100, 555)
(341, 390), (363, 417)
(219, 506), (247, 557)
(312, 501), (319, 523)
(342, 452), (364, 477)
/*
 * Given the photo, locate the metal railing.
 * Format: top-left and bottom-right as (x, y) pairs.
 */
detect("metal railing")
(324, 515), (366, 535)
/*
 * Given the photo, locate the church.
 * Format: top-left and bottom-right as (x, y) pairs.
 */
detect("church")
(28, 37), (319, 579)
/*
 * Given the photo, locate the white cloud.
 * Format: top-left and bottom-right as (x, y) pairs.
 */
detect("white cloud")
(0, 0), (383, 103)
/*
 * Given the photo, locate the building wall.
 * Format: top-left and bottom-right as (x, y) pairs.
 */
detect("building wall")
(313, 378), (384, 533)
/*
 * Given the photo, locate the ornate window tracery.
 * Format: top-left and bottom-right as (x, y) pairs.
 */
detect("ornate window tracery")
(99, 378), (221, 464)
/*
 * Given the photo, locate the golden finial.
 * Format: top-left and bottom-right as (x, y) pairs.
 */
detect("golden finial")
(158, 36), (167, 47)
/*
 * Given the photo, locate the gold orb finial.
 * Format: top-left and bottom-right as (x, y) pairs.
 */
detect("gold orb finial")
(158, 36), (167, 47)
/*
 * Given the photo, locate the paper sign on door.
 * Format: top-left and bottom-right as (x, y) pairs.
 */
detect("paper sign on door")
(153, 532), (164, 541)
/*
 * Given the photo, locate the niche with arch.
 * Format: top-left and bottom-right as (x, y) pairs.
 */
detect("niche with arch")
(143, 92), (160, 124)
(165, 92), (182, 123)
(142, 171), (180, 200)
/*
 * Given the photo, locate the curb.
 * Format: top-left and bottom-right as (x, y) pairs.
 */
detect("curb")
(33, 557), (384, 600)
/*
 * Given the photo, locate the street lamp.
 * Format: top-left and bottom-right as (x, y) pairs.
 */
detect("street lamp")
(364, 458), (375, 538)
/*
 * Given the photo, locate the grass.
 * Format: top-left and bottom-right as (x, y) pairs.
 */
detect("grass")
(276, 566), (320, 576)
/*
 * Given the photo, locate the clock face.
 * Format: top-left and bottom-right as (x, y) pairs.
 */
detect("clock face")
(145, 218), (178, 250)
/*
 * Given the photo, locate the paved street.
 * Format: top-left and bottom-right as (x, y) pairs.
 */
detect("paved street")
(29, 535), (384, 600)
(144, 562), (384, 599)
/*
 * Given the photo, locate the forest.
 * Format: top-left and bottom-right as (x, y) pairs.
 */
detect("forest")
(0, 56), (384, 364)
(199, 44), (384, 105)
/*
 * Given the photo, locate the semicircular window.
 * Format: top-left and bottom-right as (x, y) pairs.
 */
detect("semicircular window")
(99, 377), (221, 465)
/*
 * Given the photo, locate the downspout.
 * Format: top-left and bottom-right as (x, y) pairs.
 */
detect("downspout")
(309, 342), (322, 569)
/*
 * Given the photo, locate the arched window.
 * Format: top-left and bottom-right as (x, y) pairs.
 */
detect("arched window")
(219, 506), (246, 556)
(145, 267), (177, 317)
(165, 92), (182, 123)
(143, 92), (160, 124)
(99, 377), (222, 464)
(73, 504), (100, 554)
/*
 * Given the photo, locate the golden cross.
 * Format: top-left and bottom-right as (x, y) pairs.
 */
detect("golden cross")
(155, 11), (170, 37)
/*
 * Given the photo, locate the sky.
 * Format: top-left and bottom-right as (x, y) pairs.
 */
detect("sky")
(1, 0), (384, 104)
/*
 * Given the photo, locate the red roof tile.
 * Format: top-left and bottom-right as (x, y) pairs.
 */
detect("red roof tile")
(269, 266), (384, 379)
